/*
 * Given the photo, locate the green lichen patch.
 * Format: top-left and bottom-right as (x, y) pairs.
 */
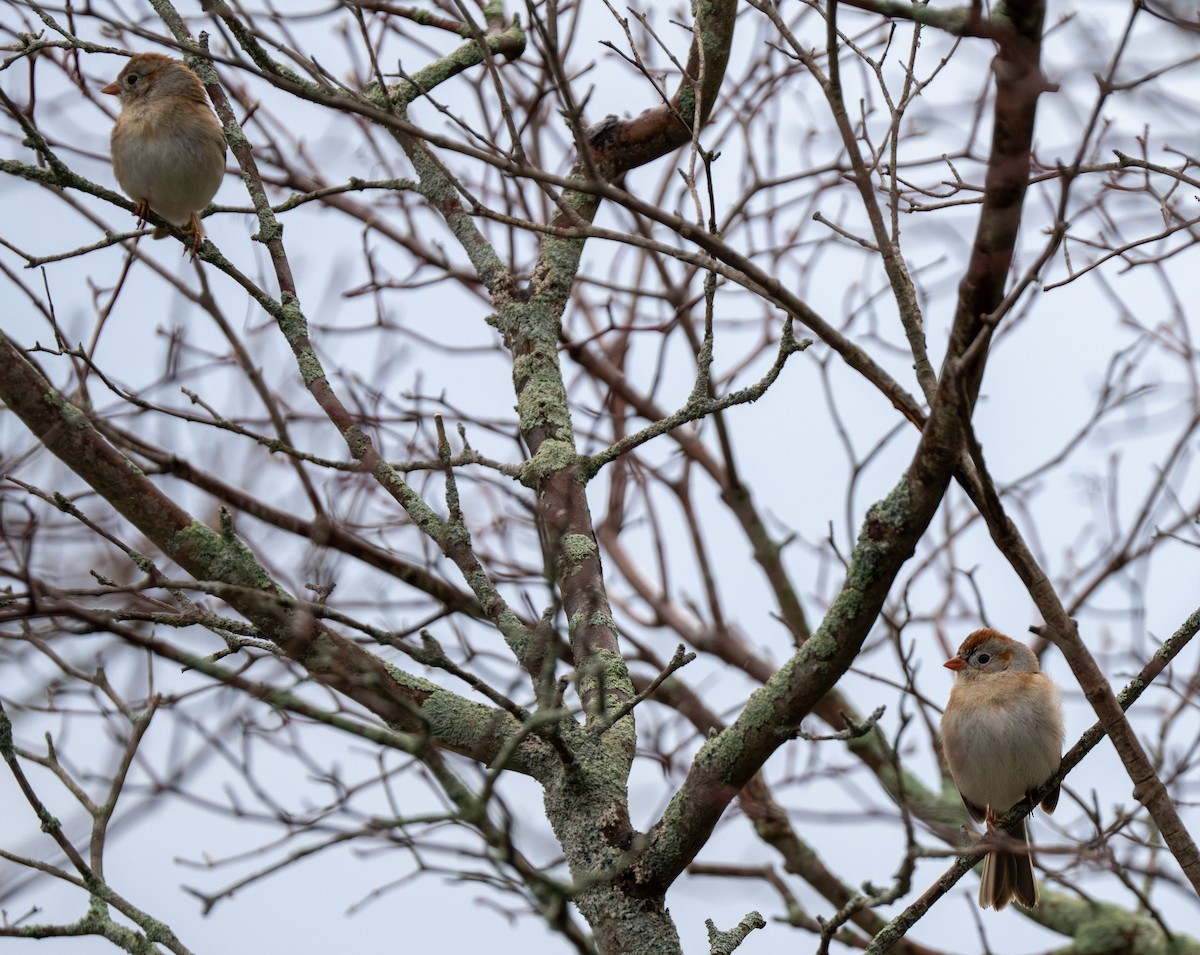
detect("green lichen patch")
(520, 438), (578, 486)
(295, 346), (325, 385)
(516, 368), (572, 432)
(44, 391), (96, 431)
(693, 723), (744, 773)
(380, 659), (441, 695)
(559, 533), (597, 574)
(275, 299), (308, 343)
(169, 521), (276, 592)
(589, 608), (616, 632)
(420, 689), (516, 753)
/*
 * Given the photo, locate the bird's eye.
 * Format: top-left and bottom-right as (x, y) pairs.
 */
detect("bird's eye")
(976, 652), (990, 664)
(124, 74), (139, 86)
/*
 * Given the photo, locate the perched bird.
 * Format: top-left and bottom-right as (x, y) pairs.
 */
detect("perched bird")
(102, 53), (226, 253)
(941, 629), (1064, 910)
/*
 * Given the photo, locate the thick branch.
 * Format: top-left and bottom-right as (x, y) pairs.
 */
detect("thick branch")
(0, 334), (551, 778)
(629, 0), (1052, 894)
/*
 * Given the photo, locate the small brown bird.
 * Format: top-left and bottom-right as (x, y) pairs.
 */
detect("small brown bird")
(103, 53), (226, 252)
(941, 629), (1064, 909)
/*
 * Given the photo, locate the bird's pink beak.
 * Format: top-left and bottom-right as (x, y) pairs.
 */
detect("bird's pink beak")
(943, 657), (966, 671)
(101, 82), (120, 96)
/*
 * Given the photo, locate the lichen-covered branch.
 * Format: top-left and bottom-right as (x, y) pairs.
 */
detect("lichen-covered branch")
(629, 0), (1053, 894)
(0, 332), (551, 777)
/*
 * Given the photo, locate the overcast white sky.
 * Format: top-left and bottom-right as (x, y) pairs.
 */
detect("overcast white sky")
(2, 1), (1200, 952)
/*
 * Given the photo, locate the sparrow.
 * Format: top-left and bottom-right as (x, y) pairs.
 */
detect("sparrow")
(103, 53), (226, 253)
(941, 628), (1064, 909)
